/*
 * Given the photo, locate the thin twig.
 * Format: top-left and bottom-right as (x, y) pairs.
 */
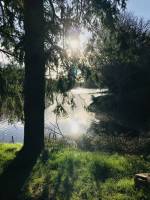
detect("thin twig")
(0, 49), (14, 57)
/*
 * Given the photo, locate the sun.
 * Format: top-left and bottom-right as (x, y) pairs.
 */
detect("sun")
(66, 35), (81, 57)
(69, 38), (80, 50)
(65, 30), (90, 57)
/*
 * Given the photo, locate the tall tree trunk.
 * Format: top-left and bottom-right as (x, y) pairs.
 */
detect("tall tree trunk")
(23, 0), (45, 154)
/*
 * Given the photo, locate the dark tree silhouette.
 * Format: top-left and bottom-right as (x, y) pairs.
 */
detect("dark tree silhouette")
(23, 0), (45, 154)
(87, 13), (150, 134)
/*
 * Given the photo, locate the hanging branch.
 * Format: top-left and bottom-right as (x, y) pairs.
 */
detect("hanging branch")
(0, 1), (5, 25)
(55, 114), (64, 137)
(0, 49), (14, 57)
(0, 48), (19, 61)
(48, 0), (60, 22)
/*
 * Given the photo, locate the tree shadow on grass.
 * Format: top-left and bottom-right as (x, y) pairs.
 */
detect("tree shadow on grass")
(0, 148), (39, 200)
(39, 157), (76, 200)
(90, 160), (110, 184)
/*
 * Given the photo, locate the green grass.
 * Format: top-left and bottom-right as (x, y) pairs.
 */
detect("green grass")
(0, 143), (149, 200)
(0, 143), (22, 175)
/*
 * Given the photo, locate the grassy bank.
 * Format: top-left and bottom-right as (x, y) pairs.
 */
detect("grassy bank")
(0, 143), (21, 175)
(0, 143), (149, 200)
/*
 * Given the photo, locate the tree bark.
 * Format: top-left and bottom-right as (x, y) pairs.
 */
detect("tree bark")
(23, 0), (45, 154)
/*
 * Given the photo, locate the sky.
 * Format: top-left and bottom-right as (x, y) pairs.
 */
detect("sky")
(127, 0), (150, 20)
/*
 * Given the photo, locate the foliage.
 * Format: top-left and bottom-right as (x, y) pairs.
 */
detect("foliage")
(87, 13), (150, 89)
(0, 0), (127, 85)
(0, 63), (76, 120)
(99, 14), (150, 92)
(77, 133), (150, 155)
(87, 13), (150, 133)
(0, 64), (24, 122)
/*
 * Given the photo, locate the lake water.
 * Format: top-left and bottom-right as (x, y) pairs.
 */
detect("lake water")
(0, 87), (102, 143)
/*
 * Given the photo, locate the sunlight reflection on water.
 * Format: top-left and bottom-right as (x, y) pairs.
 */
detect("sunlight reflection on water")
(0, 88), (100, 142)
